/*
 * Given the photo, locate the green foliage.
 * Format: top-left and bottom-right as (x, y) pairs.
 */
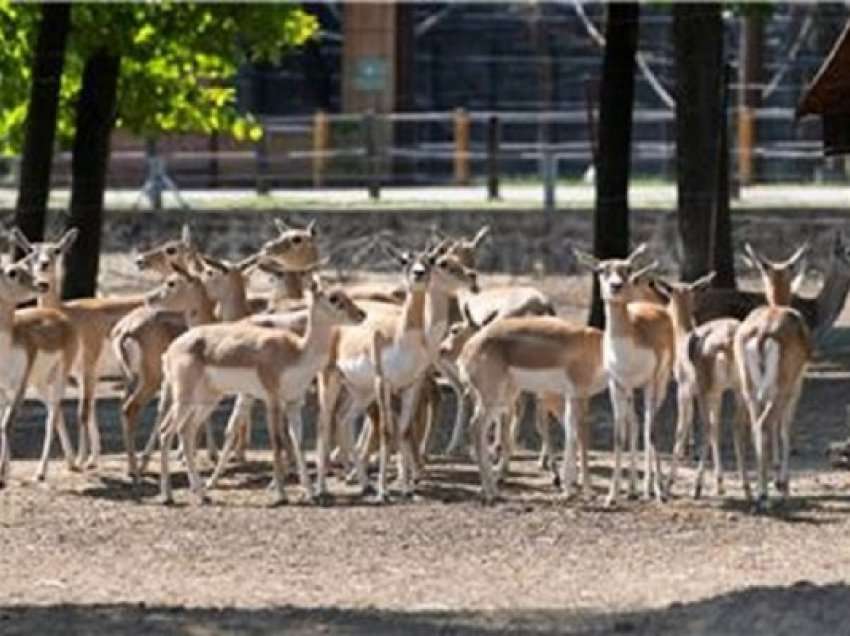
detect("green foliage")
(0, 2), (317, 152)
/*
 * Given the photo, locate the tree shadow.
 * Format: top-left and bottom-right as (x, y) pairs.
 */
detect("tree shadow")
(4, 582), (850, 635)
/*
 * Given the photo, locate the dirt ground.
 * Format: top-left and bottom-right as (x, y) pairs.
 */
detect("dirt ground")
(4, 269), (850, 635)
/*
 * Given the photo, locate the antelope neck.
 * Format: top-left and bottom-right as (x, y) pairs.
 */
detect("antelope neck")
(218, 273), (251, 321)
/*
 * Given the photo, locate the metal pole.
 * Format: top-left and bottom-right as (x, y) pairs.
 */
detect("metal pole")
(486, 114), (500, 201)
(543, 147), (556, 213)
(146, 138), (162, 210)
(363, 110), (380, 200)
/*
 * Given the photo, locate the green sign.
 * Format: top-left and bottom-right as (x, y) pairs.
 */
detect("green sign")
(354, 56), (388, 92)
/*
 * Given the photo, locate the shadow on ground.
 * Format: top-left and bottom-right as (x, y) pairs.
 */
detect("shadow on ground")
(2, 582), (849, 635)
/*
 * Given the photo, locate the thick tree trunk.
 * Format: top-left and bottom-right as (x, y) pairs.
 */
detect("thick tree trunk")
(588, 3), (639, 328)
(62, 49), (120, 300)
(673, 4), (724, 283)
(13, 3), (71, 248)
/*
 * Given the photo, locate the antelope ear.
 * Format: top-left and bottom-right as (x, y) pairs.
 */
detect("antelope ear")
(200, 254), (229, 273)
(471, 225), (490, 248)
(650, 277), (672, 303)
(627, 242), (649, 265)
(170, 262), (192, 280)
(742, 243), (767, 274)
(181, 224), (192, 246)
(381, 241), (412, 267)
(306, 219), (317, 237)
(785, 242), (810, 269)
(307, 275), (322, 296)
(572, 248), (600, 271)
(689, 271), (716, 292)
(236, 254), (260, 272)
(628, 260), (659, 284)
(463, 303), (477, 329)
(58, 227), (79, 252)
(428, 237), (453, 259)
(479, 309), (498, 328)
(9, 227), (34, 252)
(791, 261), (808, 295)
(274, 218), (291, 235)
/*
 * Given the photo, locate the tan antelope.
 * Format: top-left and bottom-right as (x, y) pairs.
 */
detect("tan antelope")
(156, 281), (366, 505)
(574, 244), (674, 506)
(0, 259), (78, 487)
(695, 230), (850, 343)
(441, 226), (559, 457)
(733, 243), (811, 511)
(113, 264), (218, 481)
(9, 225), (200, 469)
(652, 273), (750, 500)
(314, 243), (478, 503)
(455, 310), (607, 502)
(117, 225), (322, 481)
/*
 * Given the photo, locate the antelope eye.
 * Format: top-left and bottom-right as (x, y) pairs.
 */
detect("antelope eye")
(50, 248), (58, 256)
(292, 236), (302, 245)
(8, 269), (17, 279)
(439, 262), (448, 270)
(167, 280), (176, 288)
(165, 246), (176, 255)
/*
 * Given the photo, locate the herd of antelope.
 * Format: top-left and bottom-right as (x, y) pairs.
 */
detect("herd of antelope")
(0, 218), (848, 513)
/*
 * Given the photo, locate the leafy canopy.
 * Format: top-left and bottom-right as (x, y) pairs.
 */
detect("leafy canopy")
(0, 1), (317, 152)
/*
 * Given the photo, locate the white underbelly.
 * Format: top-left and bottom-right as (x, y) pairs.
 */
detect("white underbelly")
(509, 367), (572, 395)
(205, 367), (266, 398)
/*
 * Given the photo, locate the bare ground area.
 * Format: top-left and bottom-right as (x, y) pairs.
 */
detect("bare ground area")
(3, 271), (850, 635)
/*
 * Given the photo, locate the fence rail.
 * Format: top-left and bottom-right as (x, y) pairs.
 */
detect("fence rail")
(0, 106), (838, 211)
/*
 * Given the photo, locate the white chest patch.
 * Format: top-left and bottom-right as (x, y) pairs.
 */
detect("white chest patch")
(509, 367), (573, 395)
(604, 335), (657, 389)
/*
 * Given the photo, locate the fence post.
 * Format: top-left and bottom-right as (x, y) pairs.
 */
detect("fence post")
(145, 138), (162, 210)
(486, 114), (500, 201)
(363, 110), (380, 200)
(255, 125), (269, 195)
(542, 147), (556, 213)
(208, 131), (219, 189)
(454, 107), (470, 185)
(313, 110), (329, 188)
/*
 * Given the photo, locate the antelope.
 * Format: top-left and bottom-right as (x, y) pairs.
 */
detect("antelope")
(436, 226), (560, 458)
(653, 273), (750, 500)
(9, 225), (200, 469)
(695, 230), (850, 343)
(0, 259), (78, 487)
(156, 282), (366, 505)
(314, 243), (478, 503)
(117, 225), (322, 480)
(456, 310), (606, 502)
(574, 244), (674, 506)
(733, 243), (811, 510)
(112, 264), (217, 481)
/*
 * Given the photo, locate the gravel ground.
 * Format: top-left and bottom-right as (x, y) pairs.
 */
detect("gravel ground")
(3, 271), (850, 635)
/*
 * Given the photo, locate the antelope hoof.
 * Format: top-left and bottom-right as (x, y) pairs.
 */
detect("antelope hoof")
(371, 492), (390, 505)
(360, 483), (377, 498)
(693, 482), (703, 500)
(85, 458), (98, 470)
(775, 479), (789, 496)
(193, 493), (211, 506)
(604, 494), (618, 509)
(269, 495), (289, 508)
(159, 494), (175, 506)
(537, 454), (550, 470)
(716, 481), (725, 497)
(552, 473), (561, 489)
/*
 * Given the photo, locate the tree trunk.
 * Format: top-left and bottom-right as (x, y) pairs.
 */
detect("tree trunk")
(714, 64), (736, 289)
(588, 3), (639, 328)
(13, 3), (71, 249)
(62, 49), (120, 300)
(674, 4), (724, 283)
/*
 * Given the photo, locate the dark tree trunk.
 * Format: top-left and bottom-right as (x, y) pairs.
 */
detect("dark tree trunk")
(714, 64), (736, 289)
(62, 49), (120, 300)
(588, 3), (639, 328)
(674, 4), (724, 283)
(13, 3), (71, 249)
